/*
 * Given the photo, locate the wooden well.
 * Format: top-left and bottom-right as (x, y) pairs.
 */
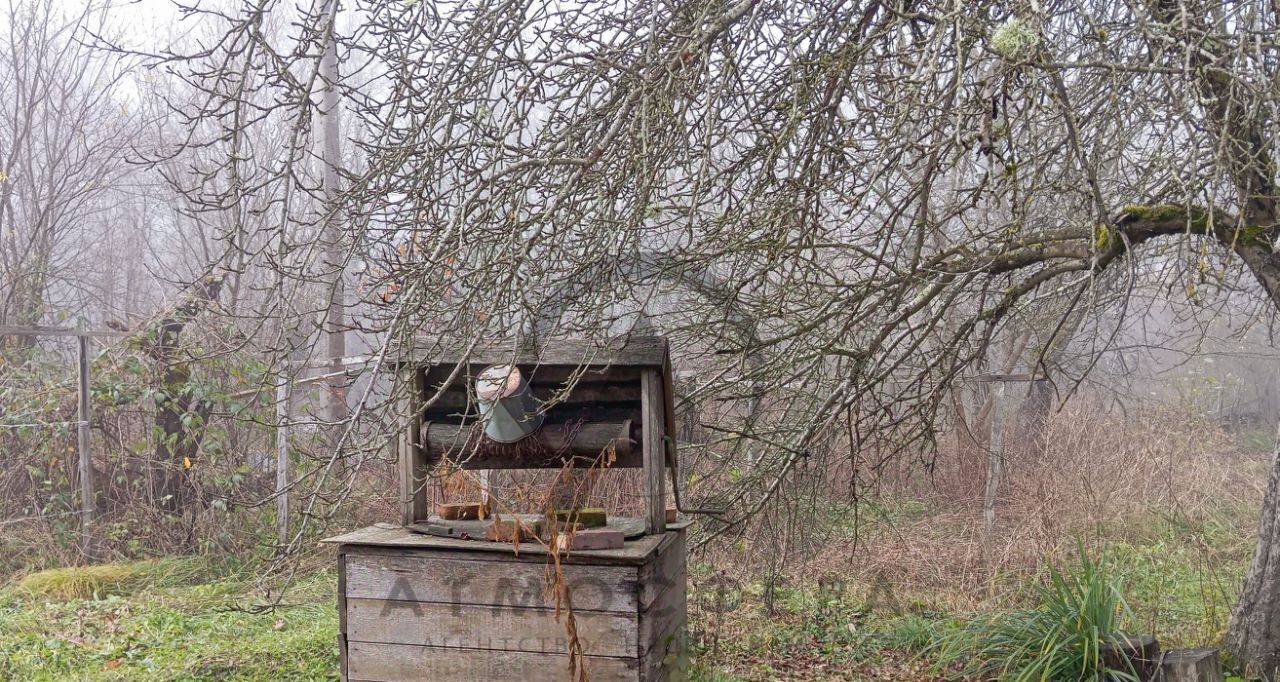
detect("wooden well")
(325, 336), (689, 681)
(328, 524), (688, 682)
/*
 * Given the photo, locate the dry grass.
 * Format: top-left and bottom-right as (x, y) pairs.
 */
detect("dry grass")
(12, 556), (209, 600)
(683, 401), (1269, 679)
(796, 401), (1265, 613)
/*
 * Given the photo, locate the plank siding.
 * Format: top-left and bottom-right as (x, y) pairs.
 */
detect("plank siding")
(329, 524), (679, 566)
(640, 532), (689, 682)
(346, 598), (639, 657)
(332, 527), (686, 682)
(347, 641), (641, 682)
(344, 551), (641, 613)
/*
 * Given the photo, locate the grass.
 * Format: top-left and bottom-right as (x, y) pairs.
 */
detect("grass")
(0, 565), (338, 681)
(0, 526), (1254, 682)
(0, 506), (1253, 682)
(14, 556), (211, 600)
(933, 546), (1139, 681)
(684, 496), (1257, 680)
(0, 442), (1261, 682)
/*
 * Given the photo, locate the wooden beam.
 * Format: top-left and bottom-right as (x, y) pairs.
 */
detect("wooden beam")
(965, 373), (1043, 383)
(399, 367), (429, 525)
(0, 324), (128, 338)
(392, 335), (669, 368)
(641, 368), (667, 535)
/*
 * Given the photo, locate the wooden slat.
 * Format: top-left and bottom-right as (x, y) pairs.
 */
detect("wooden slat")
(638, 532), (686, 614)
(398, 367), (429, 524)
(346, 598), (638, 657)
(395, 336), (668, 368)
(76, 336), (94, 558)
(344, 551), (640, 613)
(422, 380), (642, 412)
(347, 642), (640, 682)
(337, 551), (349, 634)
(640, 534), (688, 681)
(323, 524), (681, 566)
(337, 551), (349, 680)
(421, 365), (642, 407)
(640, 369), (667, 535)
(660, 348), (679, 470)
(410, 367), (430, 523)
(423, 405), (643, 430)
(337, 634), (348, 682)
(0, 324), (128, 338)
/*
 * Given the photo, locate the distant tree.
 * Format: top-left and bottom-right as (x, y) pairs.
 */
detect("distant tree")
(0, 0), (139, 336)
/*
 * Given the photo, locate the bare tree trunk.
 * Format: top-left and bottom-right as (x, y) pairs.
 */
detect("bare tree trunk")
(1229, 425), (1280, 680)
(1016, 298), (1091, 452)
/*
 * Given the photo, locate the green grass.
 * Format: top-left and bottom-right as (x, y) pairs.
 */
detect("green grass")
(0, 567), (338, 681)
(0, 495), (1257, 681)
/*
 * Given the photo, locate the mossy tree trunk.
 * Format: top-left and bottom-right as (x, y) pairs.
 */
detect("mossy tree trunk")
(147, 277), (223, 515)
(1228, 430), (1280, 679)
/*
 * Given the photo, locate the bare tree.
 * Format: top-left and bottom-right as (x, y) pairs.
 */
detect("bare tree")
(0, 0), (139, 335)
(140, 0), (1280, 672)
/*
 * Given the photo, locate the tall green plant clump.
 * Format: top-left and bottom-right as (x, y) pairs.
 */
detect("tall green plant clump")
(934, 546), (1140, 681)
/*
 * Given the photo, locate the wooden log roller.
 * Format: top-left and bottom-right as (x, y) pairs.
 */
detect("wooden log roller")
(421, 419), (638, 469)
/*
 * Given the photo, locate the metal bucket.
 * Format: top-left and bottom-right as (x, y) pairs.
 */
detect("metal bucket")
(475, 364), (544, 443)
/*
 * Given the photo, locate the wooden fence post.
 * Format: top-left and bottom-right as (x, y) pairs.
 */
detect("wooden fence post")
(276, 376), (290, 546)
(982, 380), (1006, 550)
(77, 335), (95, 560)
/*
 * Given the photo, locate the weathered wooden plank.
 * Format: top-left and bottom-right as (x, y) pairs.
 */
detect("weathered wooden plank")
(326, 523), (407, 546)
(640, 561), (688, 681)
(398, 366), (429, 525)
(346, 598), (638, 658)
(660, 348), (679, 471)
(76, 336), (94, 559)
(642, 626), (688, 682)
(338, 633), (349, 682)
(337, 549), (351, 681)
(641, 369), (667, 535)
(344, 551), (640, 613)
(323, 525), (672, 566)
(394, 336), (669, 368)
(639, 535), (687, 644)
(423, 405), (644, 430)
(639, 532), (686, 611)
(347, 642), (641, 682)
(337, 551), (349, 635)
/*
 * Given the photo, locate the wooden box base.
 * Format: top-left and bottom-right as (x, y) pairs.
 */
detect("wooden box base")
(325, 524), (688, 682)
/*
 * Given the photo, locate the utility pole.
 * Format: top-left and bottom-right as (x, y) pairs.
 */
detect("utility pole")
(320, 0), (348, 439)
